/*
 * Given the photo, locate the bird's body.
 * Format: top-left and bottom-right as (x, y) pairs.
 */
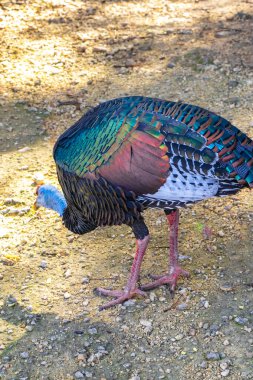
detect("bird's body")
(36, 96), (253, 309)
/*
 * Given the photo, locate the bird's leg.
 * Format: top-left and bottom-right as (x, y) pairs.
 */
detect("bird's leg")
(141, 209), (189, 294)
(95, 220), (149, 310)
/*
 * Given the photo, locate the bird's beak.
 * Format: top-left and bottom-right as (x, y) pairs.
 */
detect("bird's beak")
(33, 201), (39, 210)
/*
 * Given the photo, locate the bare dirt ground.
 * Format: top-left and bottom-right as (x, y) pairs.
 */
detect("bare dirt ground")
(0, 1), (253, 379)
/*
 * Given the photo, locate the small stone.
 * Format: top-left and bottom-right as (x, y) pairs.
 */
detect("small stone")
(40, 260), (47, 269)
(140, 319), (152, 329)
(175, 334), (184, 341)
(64, 292), (71, 299)
(18, 146), (31, 153)
(93, 46), (108, 53)
(74, 330), (84, 335)
(223, 339), (230, 346)
(124, 299), (136, 307)
(204, 301), (209, 308)
(64, 269), (71, 278)
(84, 371), (92, 378)
(82, 277), (90, 284)
(221, 369), (230, 377)
(220, 284), (234, 292)
(25, 326), (33, 332)
(0, 274), (3, 280)
(7, 295), (17, 304)
(88, 327), (97, 335)
(74, 371), (84, 379)
(234, 316), (248, 325)
(77, 354), (86, 361)
(220, 362), (228, 370)
(167, 62), (175, 69)
(218, 231), (225, 237)
(20, 352), (29, 359)
(149, 292), (156, 302)
(215, 30), (237, 38)
(177, 303), (188, 310)
(199, 361), (207, 368)
(206, 352), (221, 360)
(83, 299), (89, 306)
(125, 59), (136, 67)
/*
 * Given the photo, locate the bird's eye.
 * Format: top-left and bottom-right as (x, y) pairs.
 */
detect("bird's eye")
(35, 185), (41, 195)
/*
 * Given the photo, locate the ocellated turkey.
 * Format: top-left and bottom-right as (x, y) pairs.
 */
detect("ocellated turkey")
(35, 96), (253, 310)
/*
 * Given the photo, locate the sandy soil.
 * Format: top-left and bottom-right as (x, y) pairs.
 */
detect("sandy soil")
(0, 1), (253, 379)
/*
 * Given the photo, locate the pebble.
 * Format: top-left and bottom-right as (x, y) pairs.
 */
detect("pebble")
(74, 371), (84, 379)
(93, 46), (108, 53)
(84, 371), (93, 378)
(220, 362), (228, 370)
(25, 326), (33, 332)
(219, 284), (234, 292)
(167, 62), (175, 69)
(221, 369), (230, 377)
(140, 319), (153, 330)
(175, 334), (184, 341)
(149, 292), (156, 302)
(20, 352), (29, 359)
(223, 339), (230, 346)
(124, 299), (136, 307)
(40, 260), (47, 269)
(199, 361), (207, 368)
(88, 327), (97, 335)
(64, 269), (71, 278)
(64, 292), (71, 299)
(215, 30), (237, 38)
(177, 303), (188, 310)
(7, 295), (17, 304)
(234, 316), (248, 325)
(77, 354), (86, 361)
(206, 352), (221, 360)
(18, 146), (31, 153)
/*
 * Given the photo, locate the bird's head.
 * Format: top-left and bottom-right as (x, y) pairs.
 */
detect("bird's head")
(34, 184), (67, 216)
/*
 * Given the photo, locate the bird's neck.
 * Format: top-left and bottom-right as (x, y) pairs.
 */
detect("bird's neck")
(48, 189), (67, 217)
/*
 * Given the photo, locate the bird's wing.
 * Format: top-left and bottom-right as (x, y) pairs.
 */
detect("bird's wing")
(54, 97), (172, 195)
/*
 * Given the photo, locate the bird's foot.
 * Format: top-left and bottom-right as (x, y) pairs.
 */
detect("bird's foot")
(94, 287), (147, 311)
(141, 266), (189, 295)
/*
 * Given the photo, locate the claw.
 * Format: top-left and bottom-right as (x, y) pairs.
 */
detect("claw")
(141, 266), (189, 292)
(96, 287), (147, 311)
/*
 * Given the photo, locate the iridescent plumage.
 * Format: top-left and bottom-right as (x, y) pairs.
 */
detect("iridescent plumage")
(39, 96), (253, 309)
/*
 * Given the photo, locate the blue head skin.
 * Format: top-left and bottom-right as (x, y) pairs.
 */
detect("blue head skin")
(35, 184), (67, 217)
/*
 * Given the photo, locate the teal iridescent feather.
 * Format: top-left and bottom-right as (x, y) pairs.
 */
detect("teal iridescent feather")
(54, 96), (253, 187)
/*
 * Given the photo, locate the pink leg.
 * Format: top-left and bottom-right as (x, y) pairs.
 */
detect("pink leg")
(95, 235), (149, 310)
(141, 210), (189, 293)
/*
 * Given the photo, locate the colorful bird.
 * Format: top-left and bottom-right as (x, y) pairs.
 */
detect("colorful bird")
(35, 96), (253, 310)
